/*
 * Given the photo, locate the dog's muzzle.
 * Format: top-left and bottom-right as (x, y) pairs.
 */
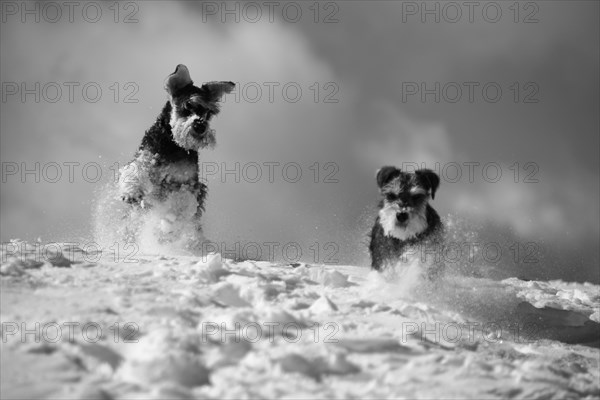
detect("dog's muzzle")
(191, 119), (208, 138)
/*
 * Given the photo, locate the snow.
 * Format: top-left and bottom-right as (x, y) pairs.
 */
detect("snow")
(503, 277), (600, 323)
(1, 241), (599, 399)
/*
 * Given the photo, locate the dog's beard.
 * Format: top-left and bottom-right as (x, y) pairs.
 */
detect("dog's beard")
(170, 110), (216, 151)
(378, 202), (428, 240)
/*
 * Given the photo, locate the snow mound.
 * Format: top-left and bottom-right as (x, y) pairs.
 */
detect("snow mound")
(503, 277), (600, 323)
(2, 241), (599, 399)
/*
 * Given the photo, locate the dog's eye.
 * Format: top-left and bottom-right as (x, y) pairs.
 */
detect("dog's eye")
(385, 193), (398, 201)
(179, 102), (194, 116)
(412, 194), (426, 201)
(183, 101), (204, 114)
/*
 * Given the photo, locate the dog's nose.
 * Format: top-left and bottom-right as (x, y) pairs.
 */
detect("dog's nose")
(396, 212), (409, 223)
(191, 120), (207, 137)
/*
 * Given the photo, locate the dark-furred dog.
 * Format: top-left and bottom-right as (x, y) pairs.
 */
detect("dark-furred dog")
(369, 166), (443, 273)
(117, 65), (234, 240)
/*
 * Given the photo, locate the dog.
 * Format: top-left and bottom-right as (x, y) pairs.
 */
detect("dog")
(117, 64), (234, 242)
(369, 166), (443, 274)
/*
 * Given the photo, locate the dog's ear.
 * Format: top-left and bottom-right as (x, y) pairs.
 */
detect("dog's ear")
(165, 64), (193, 96)
(376, 166), (401, 188)
(200, 81), (236, 104)
(415, 169), (440, 200)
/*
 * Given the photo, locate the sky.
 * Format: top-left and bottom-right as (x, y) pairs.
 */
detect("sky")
(1, 1), (598, 282)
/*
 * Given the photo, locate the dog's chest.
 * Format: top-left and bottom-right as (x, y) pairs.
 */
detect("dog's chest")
(157, 159), (198, 186)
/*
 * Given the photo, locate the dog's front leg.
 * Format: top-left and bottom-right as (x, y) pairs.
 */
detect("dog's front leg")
(117, 150), (155, 207)
(118, 162), (144, 205)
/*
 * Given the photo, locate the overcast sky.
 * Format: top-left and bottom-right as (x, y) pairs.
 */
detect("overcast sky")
(1, 1), (598, 281)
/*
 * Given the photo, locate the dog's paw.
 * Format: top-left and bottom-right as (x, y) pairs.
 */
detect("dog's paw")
(120, 191), (144, 206)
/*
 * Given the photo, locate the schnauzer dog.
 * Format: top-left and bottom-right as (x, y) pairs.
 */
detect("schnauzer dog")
(369, 166), (443, 273)
(117, 64), (234, 241)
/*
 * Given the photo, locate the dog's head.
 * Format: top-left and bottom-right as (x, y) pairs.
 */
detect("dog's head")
(375, 166), (440, 240)
(164, 64), (235, 151)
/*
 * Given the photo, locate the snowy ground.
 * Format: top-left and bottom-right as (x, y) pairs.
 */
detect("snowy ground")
(1, 240), (599, 399)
